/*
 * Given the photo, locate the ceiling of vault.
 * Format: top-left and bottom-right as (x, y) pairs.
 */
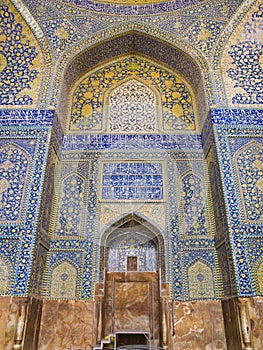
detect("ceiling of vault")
(21, 0), (245, 60)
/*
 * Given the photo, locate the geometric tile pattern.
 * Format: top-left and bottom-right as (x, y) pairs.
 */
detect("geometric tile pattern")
(1, 0), (262, 305)
(62, 134), (203, 151)
(7, 0), (245, 115)
(222, 1), (263, 107)
(0, 110), (55, 296)
(50, 260), (77, 298)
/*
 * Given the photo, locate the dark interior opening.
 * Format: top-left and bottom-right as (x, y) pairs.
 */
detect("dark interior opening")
(116, 333), (149, 347)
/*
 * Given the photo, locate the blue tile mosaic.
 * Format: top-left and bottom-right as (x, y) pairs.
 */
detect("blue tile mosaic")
(212, 110), (263, 296)
(211, 109), (263, 125)
(62, 134), (203, 150)
(101, 162), (163, 201)
(0, 0), (262, 305)
(227, 4), (263, 105)
(0, 109), (55, 126)
(60, 0), (205, 15)
(0, 109), (55, 296)
(0, 5), (39, 105)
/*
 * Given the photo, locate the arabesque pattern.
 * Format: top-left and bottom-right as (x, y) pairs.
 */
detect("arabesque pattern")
(0, 143), (30, 223)
(235, 141), (263, 222)
(70, 56), (195, 132)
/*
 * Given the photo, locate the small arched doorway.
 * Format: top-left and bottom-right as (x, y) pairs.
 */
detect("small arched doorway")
(97, 214), (165, 348)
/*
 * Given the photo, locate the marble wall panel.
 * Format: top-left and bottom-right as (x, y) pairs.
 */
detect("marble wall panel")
(0, 297), (28, 350)
(221, 297), (263, 350)
(221, 298), (242, 350)
(104, 272), (160, 344)
(38, 299), (94, 350)
(247, 297), (263, 350)
(172, 300), (226, 350)
(23, 298), (43, 350)
(0, 296), (11, 350)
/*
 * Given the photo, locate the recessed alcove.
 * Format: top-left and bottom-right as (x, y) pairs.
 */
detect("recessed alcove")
(56, 31), (209, 131)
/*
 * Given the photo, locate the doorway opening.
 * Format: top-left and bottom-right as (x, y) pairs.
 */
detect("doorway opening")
(97, 214), (165, 348)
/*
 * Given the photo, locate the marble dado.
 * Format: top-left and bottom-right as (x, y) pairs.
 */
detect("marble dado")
(0, 296), (263, 349)
(0, 296), (42, 350)
(103, 271), (160, 346)
(38, 300), (94, 350)
(172, 300), (226, 350)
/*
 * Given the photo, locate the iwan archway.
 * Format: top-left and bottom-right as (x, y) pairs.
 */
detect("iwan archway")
(95, 214), (166, 348)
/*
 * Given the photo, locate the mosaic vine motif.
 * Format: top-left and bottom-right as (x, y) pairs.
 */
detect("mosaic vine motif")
(180, 173), (208, 236)
(101, 162), (163, 201)
(41, 18), (83, 59)
(56, 173), (85, 236)
(0, 257), (9, 294)
(109, 79), (157, 133)
(107, 236), (157, 272)
(227, 4), (263, 105)
(0, 143), (30, 223)
(188, 260), (214, 299)
(235, 142), (263, 222)
(0, 5), (40, 105)
(51, 261), (77, 298)
(70, 56), (195, 132)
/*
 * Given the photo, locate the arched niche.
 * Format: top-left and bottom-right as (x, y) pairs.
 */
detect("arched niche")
(187, 259), (215, 299)
(234, 140), (263, 223)
(99, 213), (165, 280)
(0, 143), (31, 223)
(50, 260), (78, 299)
(56, 31), (208, 131)
(69, 55), (196, 133)
(106, 77), (159, 134)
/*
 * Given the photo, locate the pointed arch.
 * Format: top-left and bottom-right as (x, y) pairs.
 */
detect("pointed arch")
(187, 258), (215, 299)
(0, 143), (31, 223)
(50, 259), (78, 298)
(55, 31), (208, 131)
(98, 212), (166, 281)
(54, 171), (85, 236)
(68, 54), (197, 133)
(234, 140), (263, 222)
(105, 76), (161, 133)
(179, 171), (208, 237)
